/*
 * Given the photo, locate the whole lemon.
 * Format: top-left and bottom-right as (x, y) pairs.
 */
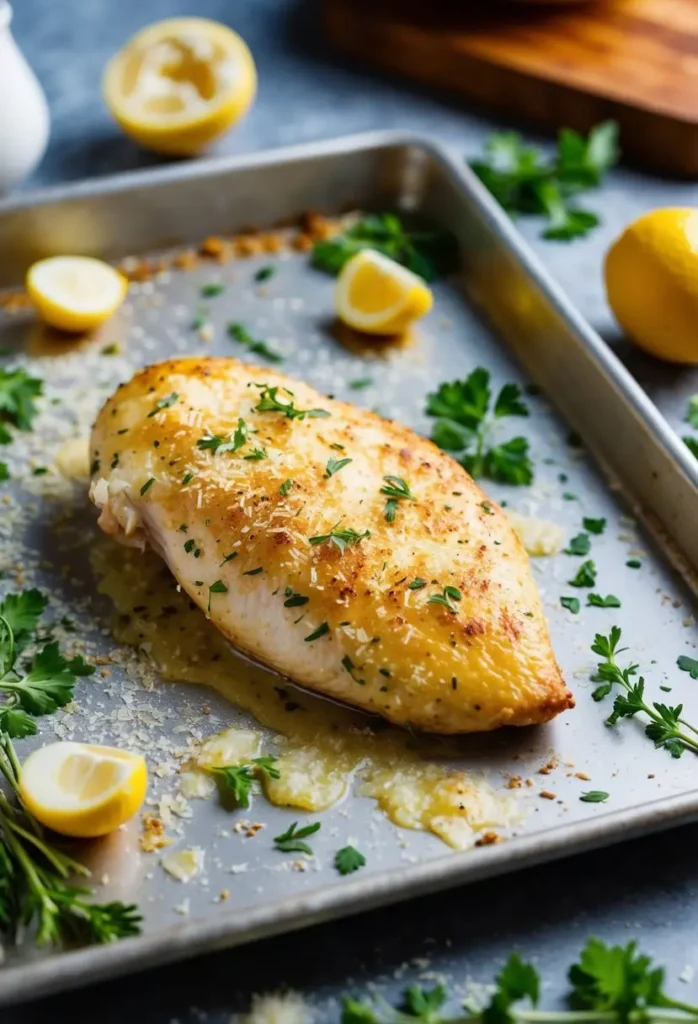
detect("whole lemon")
(605, 208), (698, 364)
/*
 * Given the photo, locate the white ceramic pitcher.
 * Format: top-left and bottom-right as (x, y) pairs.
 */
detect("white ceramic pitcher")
(0, 1), (50, 193)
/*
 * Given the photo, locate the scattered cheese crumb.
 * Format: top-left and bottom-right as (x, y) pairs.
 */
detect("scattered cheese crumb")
(161, 847), (205, 883)
(506, 511), (564, 557)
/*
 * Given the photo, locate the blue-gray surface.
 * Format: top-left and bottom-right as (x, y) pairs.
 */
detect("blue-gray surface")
(8, 0), (698, 1019)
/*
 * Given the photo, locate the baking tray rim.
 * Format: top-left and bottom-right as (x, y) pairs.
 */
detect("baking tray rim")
(1, 129), (698, 1004)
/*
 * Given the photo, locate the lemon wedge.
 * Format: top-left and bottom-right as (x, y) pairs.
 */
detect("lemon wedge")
(335, 250), (433, 335)
(19, 741), (147, 838)
(26, 256), (128, 333)
(103, 18), (256, 155)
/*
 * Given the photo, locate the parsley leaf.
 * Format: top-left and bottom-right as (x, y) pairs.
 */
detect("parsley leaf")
(227, 323), (283, 363)
(583, 517), (606, 535)
(147, 392), (178, 417)
(197, 418), (249, 455)
(273, 820), (320, 855)
(426, 369), (533, 486)
(255, 266), (275, 282)
(279, 478), (293, 496)
(304, 622), (329, 642)
(568, 938), (673, 1018)
(210, 756), (280, 808)
(312, 213), (456, 282)
(0, 588), (47, 651)
(3, 642), (82, 716)
(402, 984), (446, 1021)
(560, 596), (580, 614)
(587, 593), (621, 608)
(335, 845), (366, 875)
(683, 436), (698, 459)
(427, 586), (462, 614)
(565, 533), (591, 556)
(325, 456), (352, 477)
(580, 791), (609, 803)
(677, 655), (698, 679)
(0, 368), (43, 433)
(568, 560), (597, 587)
(283, 588), (308, 608)
(309, 527), (370, 554)
(481, 951), (540, 1024)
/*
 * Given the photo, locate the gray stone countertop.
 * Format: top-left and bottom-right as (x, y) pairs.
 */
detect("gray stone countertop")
(6, 0), (698, 1019)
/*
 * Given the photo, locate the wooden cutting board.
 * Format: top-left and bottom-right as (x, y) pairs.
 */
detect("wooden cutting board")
(323, 0), (698, 176)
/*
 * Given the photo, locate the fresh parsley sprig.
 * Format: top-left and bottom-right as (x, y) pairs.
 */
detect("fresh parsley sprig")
(0, 367), (43, 442)
(426, 369), (533, 485)
(0, 733), (141, 947)
(470, 122), (618, 242)
(0, 591), (95, 739)
(309, 526), (370, 554)
(274, 820), (321, 855)
(591, 627), (698, 758)
(340, 937), (698, 1022)
(253, 385), (330, 421)
(381, 476), (416, 523)
(210, 756), (280, 808)
(228, 323), (283, 364)
(312, 213), (456, 282)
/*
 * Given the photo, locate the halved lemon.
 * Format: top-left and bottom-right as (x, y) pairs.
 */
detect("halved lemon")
(26, 256), (128, 333)
(335, 250), (433, 335)
(103, 18), (256, 155)
(19, 741), (147, 838)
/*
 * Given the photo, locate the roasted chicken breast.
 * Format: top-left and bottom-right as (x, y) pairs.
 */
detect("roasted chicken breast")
(89, 357), (572, 733)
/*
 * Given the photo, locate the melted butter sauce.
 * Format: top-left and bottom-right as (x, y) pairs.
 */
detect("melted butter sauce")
(93, 541), (521, 848)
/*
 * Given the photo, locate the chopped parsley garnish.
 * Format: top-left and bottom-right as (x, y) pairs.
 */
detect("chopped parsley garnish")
(140, 478), (155, 495)
(427, 586), (462, 614)
(560, 596), (580, 614)
(408, 578), (427, 590)
(227, 323), (283, 363)
(210, 756), (280, 808)
(255, 266), (275, 282)
(335, 845), (366, 875)
(279, 478), (293, 496)
(311, 212), (456, 282)
(568, 560), (597, 588)
(181, 472), (194, 486)
(591, 627), (698, 757)
(0, 463), (9, 482)
(626, 559), (641, 569)
(582, 517), (606, 535)
(481, 500), (494, 515)
(273, 820), (321, 855)
(349, 377), (373, 390)
(243, 567), (263, 576)
(147, 392), (179, 417)
(565, 533), (590, 556)
(580, 791), (609, 803)
(587, 593), (621, 608)
(380, 475), (415, 523)
(253, 384), (330, 420)
(207, 579), (228, 612)
(183, 539), (196, 554)
(677, 655), (698, 679)
(563, 492), (578, 501)
(200, 282), (225, 297)
(309, 527), (370, 553)
(470, 121), (618, 241)
(304, 621), (329, 642)
(0, 367), (43, 435)
(220, 551), (238, 565)
(198, 418), (249, 455)
(244, 446), (267, 460)
(325, 456), (352, 477)
(426, 368), (533, 485)
(283, 588), (308, 608)
(32, 467), (48, 476)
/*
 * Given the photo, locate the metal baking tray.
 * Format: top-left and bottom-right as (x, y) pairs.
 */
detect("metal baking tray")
(1, 131), (698, 1006)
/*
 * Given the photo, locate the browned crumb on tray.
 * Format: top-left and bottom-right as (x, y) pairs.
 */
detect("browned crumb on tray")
(475, 831), (501, 847)
(140, 814), (173, 853)
(538, 757), (558, 776)
(540, 790), (557, 800)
